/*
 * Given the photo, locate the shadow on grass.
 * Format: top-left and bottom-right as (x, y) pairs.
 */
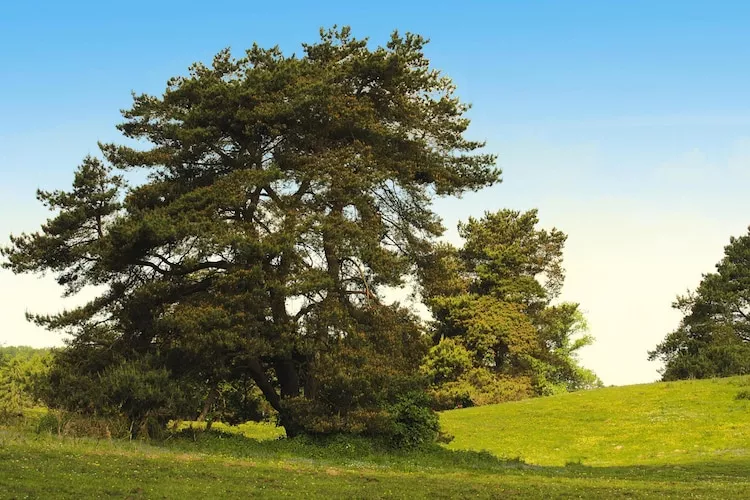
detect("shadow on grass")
(154, 428), (750, 483)
(556, 460), (750, 484)
(158, 427), (528, 472)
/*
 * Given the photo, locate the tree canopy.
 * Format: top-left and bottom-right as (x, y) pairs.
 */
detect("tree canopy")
(2, 27), (499, 439)
(649, 227), (750, 380)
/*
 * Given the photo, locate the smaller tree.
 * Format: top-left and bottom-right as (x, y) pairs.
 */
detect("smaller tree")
(420, 209), (600, 408)
(534, 304), (600, 392)
(649, 227), (750, 380)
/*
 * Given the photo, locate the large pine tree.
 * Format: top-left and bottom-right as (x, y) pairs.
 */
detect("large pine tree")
(2, 28), (499, 436)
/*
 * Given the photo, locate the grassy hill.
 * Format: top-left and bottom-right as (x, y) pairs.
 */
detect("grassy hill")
(442, 375), (750, 467)
(1, 376), (749, 498)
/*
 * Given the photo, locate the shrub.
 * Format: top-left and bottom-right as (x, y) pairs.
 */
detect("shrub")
(35, 410), (131, 439)
(270, 304), (436, 443)
(97, 359), (180, 438)
(428, 383), (474, 411)
(384, 392), (440, 448)
(41, 350), (201, 439)
(275, 392), (440, 450)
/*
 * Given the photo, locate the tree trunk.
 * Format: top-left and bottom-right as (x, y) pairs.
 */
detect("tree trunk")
(246, 357), (305, 437)
(278, 410), (304, 438)
(197, 385), (218, 422)
(304, 354), (319, 400)
(247, 358), (281, 412)
(275, 358), (304, 437)
(274, 358), (301, 398)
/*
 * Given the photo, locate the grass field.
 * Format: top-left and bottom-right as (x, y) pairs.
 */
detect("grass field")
(1, 376), (749, 498)
(441, 375), (750, 466)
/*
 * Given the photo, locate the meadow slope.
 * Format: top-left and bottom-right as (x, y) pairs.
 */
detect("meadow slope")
(1, 376), (748, 498)
(442, 375), (750, 467)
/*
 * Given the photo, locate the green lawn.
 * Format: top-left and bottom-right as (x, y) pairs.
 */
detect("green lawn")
(1, 376), (749, 498)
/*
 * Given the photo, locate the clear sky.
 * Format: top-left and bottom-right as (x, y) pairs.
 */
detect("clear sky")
(2, 1), (750, 386)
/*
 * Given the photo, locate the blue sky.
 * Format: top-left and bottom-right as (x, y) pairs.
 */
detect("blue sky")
(2, 1), (750, 385)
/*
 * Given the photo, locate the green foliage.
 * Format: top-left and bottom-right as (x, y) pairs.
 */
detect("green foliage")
(383, 392), (440, 448)
(97, 358), (188, 437)
(33, 411), (64, 434)
(274, 305), (435, 444)
(429, 368), (533, 410)
(2, 27), (499, 437)
(34, 410), (131, 439)
(420, 209), (600, 408)
(0, 346), (52, 418)
(39, 347), (202, 438)
(433, 295), (539, 370)
(650, 227), (750, 380)
(37, 338), (120, 415)
(422, 338), (535, 409)
(458, 209), (567, 308)
(533, 304), (600, 393)
(421, 338), (473, 385)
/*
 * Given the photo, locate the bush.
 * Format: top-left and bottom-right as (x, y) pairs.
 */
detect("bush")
(428, 383), (474, 411)
(736, 390), (750, 401)
(35, 411), (66, 435)
(276, 392), (439, 450)
(384, 392), (440, 448)
(34, 409), (131, 438)
(41, 350), (201, 439)
(97, 359), (180, 438)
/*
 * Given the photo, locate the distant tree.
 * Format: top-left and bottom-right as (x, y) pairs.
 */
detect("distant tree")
(2, 27), (498, 439)
(649, 228), (750, 380)
(419, 209), (601, 408)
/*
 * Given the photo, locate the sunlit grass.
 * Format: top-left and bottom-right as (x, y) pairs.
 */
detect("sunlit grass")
(441, 375), (750, 466)
(171, 419), (285, 441)
(1, 376), (749, 498)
